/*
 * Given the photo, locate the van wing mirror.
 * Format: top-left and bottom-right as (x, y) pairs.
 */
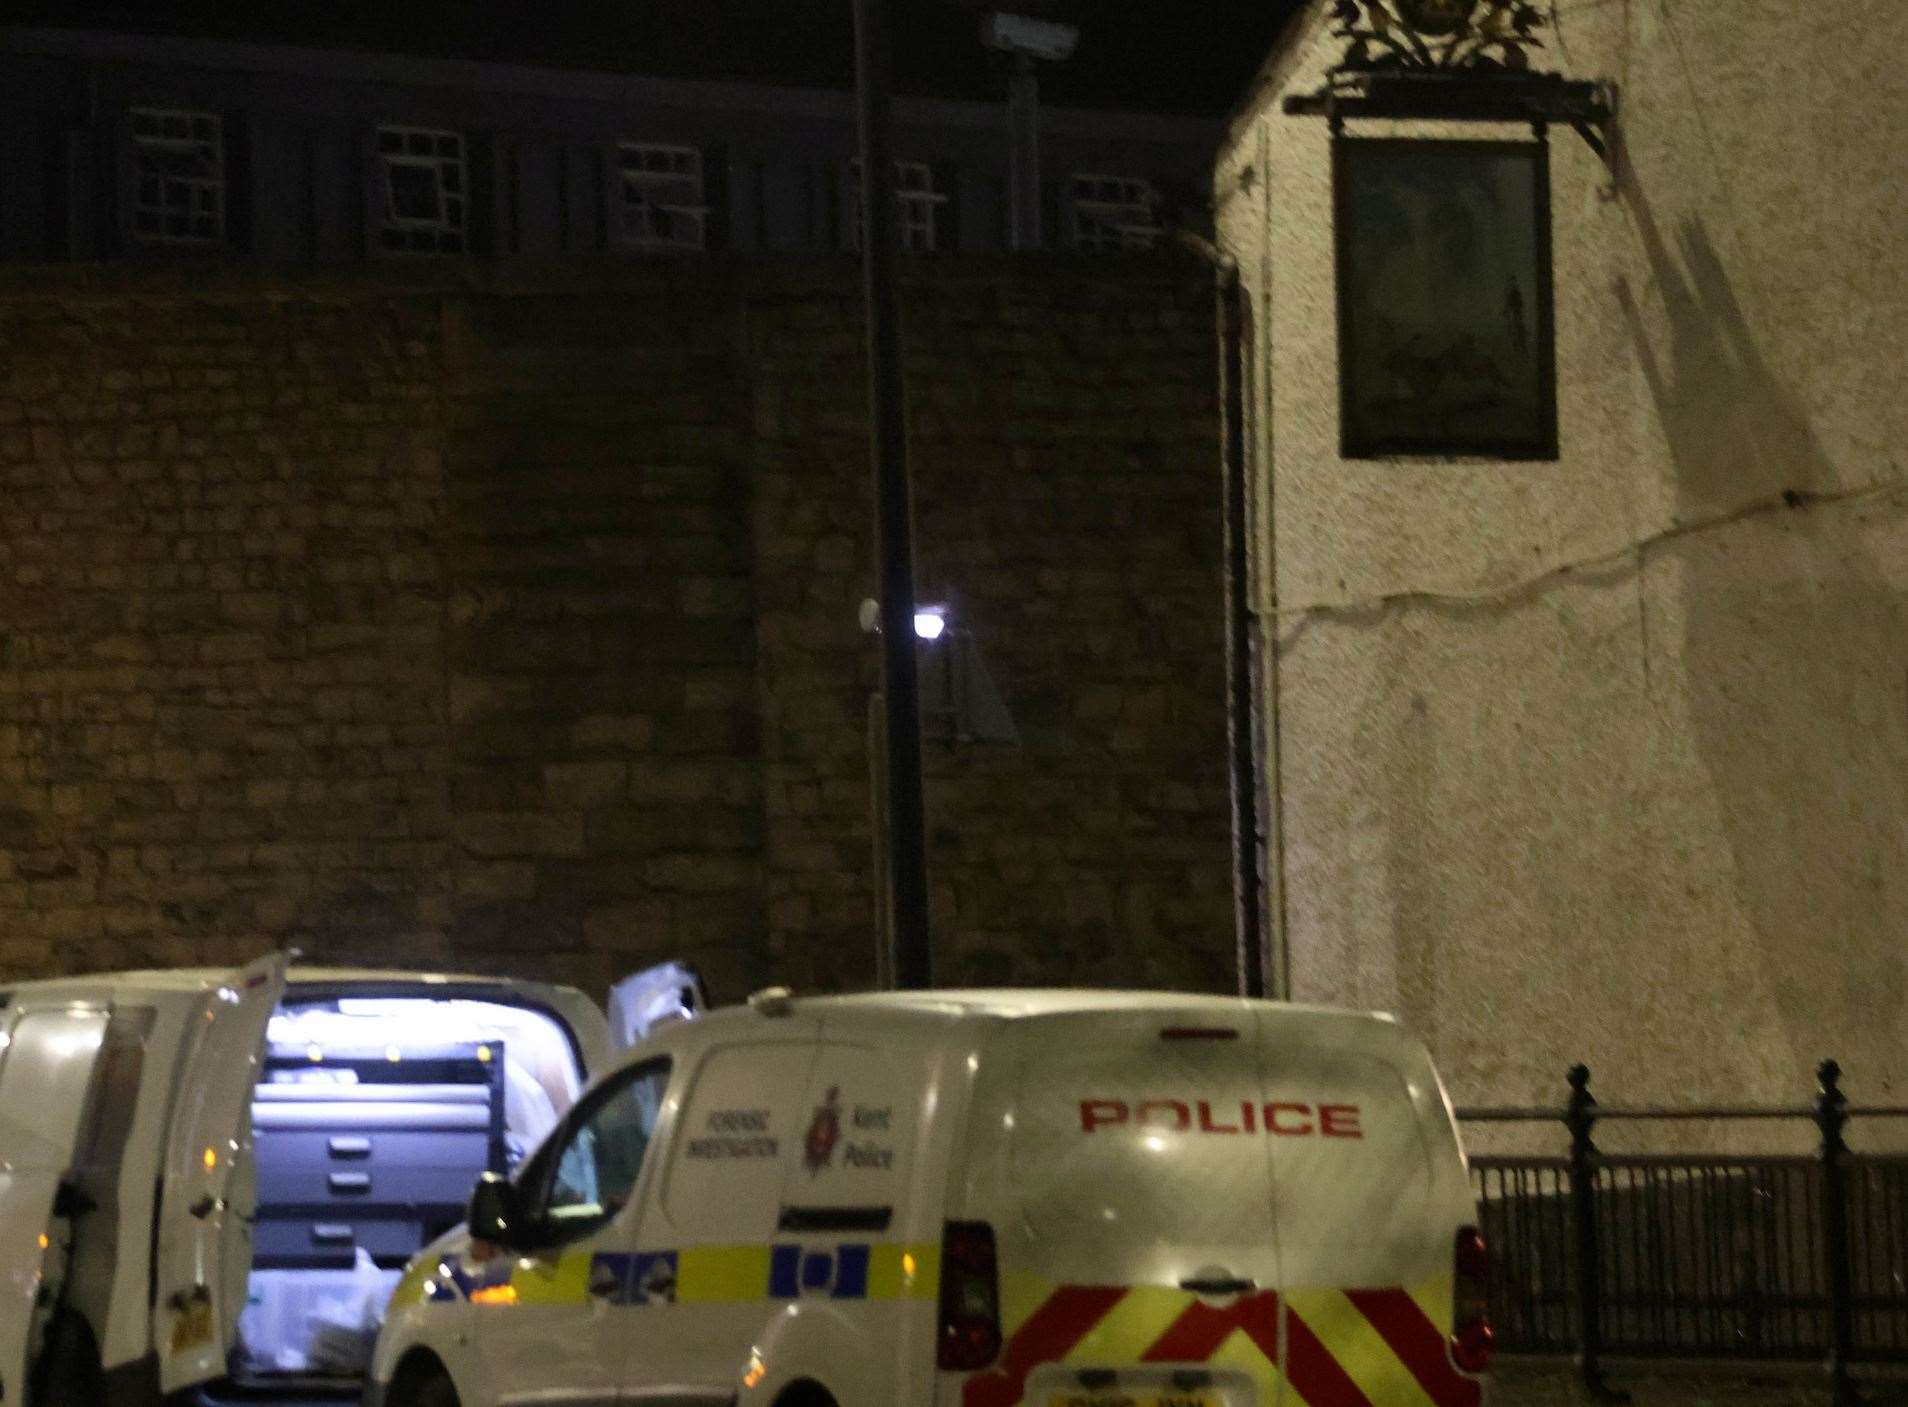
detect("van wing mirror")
(467, 1173), (529, 1250)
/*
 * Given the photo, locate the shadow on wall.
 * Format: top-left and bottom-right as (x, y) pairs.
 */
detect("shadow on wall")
(1616, 183), (1908, 1093)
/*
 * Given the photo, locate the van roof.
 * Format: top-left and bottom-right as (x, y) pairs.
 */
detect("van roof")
(0, 966), (581, 999)
(801, 988), (1398, 1023)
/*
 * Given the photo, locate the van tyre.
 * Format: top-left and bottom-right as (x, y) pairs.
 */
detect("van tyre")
(773, 1385), (838, 1407)
(398, 1370), (461, 1407)
(27, 1310), (105, 1407)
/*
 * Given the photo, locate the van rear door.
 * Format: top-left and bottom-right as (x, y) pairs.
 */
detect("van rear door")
(1256, 1011), (1480, 1407)
(152, 953), (288, 1395)
(0, 1002), (110, 1407)
(982, 1008), (1282, 1407)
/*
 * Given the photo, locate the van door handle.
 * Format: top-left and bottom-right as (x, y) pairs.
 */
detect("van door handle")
(327, 1172), (372, 1194)
(328, 1136), (372, 1159)
(1179, 1276), (1256, 1295)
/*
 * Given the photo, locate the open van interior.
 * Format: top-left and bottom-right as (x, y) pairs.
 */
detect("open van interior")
(223, 964), (701, 1392)
(231, 994), (583, 1383)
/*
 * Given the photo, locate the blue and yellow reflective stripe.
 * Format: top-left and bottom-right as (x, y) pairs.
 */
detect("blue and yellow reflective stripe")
(678, 1244), (772, 1302)
(426, 1241), (941, 1309)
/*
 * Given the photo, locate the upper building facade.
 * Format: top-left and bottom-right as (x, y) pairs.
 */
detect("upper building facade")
(1217, 1), (1908, 1106)
(0, 25), (1220, 265)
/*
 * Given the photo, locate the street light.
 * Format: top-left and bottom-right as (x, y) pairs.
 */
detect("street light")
(860, 599), (1017, 986)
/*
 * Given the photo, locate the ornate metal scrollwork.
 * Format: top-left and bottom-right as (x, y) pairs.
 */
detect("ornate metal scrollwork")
(1328, 0), (1548, 74)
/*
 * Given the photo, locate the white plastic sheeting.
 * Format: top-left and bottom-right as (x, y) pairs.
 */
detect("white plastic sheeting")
(235, 1253), (401, 1376)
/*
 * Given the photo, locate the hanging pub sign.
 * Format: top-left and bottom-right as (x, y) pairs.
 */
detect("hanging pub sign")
(1284, 0), (1613, 461)
(1333, 136), (1556, 460)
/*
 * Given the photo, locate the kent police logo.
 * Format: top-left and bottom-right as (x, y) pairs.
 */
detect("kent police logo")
(803, 1085), (843, 1174)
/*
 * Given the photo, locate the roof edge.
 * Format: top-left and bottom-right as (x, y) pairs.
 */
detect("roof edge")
(0, 24), (1224, 143)
(1218, 0), (1333, 153)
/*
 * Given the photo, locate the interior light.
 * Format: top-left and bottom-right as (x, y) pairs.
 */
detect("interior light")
(902, 1252), (917, 1280)
(477, 1045), (493, 1063)
(37, 1234), (49, 1251)
(307, 1045), (323, 1063)
(202, 1147), (218, 1171)
(386, 1045), (402, 1062)
(913, 607), (948, 641)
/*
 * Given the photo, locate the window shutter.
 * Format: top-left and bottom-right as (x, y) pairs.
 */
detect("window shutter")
(105, 110), (133, 260)
(933, 158), (960, 253)
(356, 125), (379, 259)
(703, 144), (729, 251)
(467, 129), (495, 257)
(1042, 177), (1063, 253)
(224, 109), (252, 256)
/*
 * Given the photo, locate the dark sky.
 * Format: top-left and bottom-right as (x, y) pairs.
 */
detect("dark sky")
(3, 0), (1309, 115)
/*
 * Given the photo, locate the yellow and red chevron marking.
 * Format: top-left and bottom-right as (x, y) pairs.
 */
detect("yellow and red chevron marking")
(961, 1279), (1481, 1407)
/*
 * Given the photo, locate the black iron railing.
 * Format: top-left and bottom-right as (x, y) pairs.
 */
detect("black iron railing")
(1459, 1062), (1908, 1405)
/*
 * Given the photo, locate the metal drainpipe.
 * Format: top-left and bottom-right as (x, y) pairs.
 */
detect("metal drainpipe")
(1176, 232), (1269, 999)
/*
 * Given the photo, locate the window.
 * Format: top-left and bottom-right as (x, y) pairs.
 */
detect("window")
(130, 109), (224, 246)
(377, 126), (466, 254)
(1071, 174), (1160, 252)
(618, 144), (707, 249)
(533, 1060), (669, 1239)
(848, 159), (948, 252)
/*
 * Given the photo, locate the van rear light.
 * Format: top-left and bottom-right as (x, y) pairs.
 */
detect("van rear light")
(1451, 1225), (1493, 1375)
(937, 1220), (1002, 1371)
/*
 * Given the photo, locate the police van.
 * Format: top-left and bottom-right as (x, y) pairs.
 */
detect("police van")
(0, 953), (702, 1406)
(367, 988), (1492, 1407)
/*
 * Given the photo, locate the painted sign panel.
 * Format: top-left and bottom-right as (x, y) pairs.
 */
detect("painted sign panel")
(1335, 137), (1557, 460)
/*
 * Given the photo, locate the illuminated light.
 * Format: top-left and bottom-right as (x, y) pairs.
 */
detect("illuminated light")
(1143, 1135), (1166, 1153)
(37, 1234), (49, 1251)
(216, 986), (239, 1004)
(1001, 1113), (1014, 1130)
(476, 1045), (493, 1063)
(469, 1284), (518, 1306)
(965, 1054), (979, 1073)
(913, 608), (948, 641)
(0, 1032), (11, 1050)
(202, 1147), (218, 1171)
(1102, 1207), (1117, 1222)
(742, 1352), (767, 1390)
(902, 1253), (917, 1280)
(385, 1045), (402, 1062)
(307, 1045), (323, 1063)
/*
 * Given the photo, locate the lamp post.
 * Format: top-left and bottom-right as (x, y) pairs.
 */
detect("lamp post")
(979, 10), (1081, 250)
(854, 0), (933, 991)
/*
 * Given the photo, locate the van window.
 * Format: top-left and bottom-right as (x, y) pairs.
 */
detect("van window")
(535, 1060), (670, 1240)
(664, 1042), (815, 1242)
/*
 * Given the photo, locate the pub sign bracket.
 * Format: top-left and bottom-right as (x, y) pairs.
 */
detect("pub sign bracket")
(1281, 0), (1617, 164)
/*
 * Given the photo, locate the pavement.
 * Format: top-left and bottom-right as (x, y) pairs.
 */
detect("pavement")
(1495, 1360), (1908, 1405)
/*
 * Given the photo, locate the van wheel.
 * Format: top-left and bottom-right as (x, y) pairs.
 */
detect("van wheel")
(774, 1384), (838, 1407)
(27, 1311), (104, 1407)
(395, 1371), (461, 1407)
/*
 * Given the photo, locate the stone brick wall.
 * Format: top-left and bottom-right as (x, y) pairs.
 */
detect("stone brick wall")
(0, 256), (1231, 1005)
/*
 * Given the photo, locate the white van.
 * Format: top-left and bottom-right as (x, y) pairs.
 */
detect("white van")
(367, 989), (1492, 1407)
(0, 953), (703, 1406)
